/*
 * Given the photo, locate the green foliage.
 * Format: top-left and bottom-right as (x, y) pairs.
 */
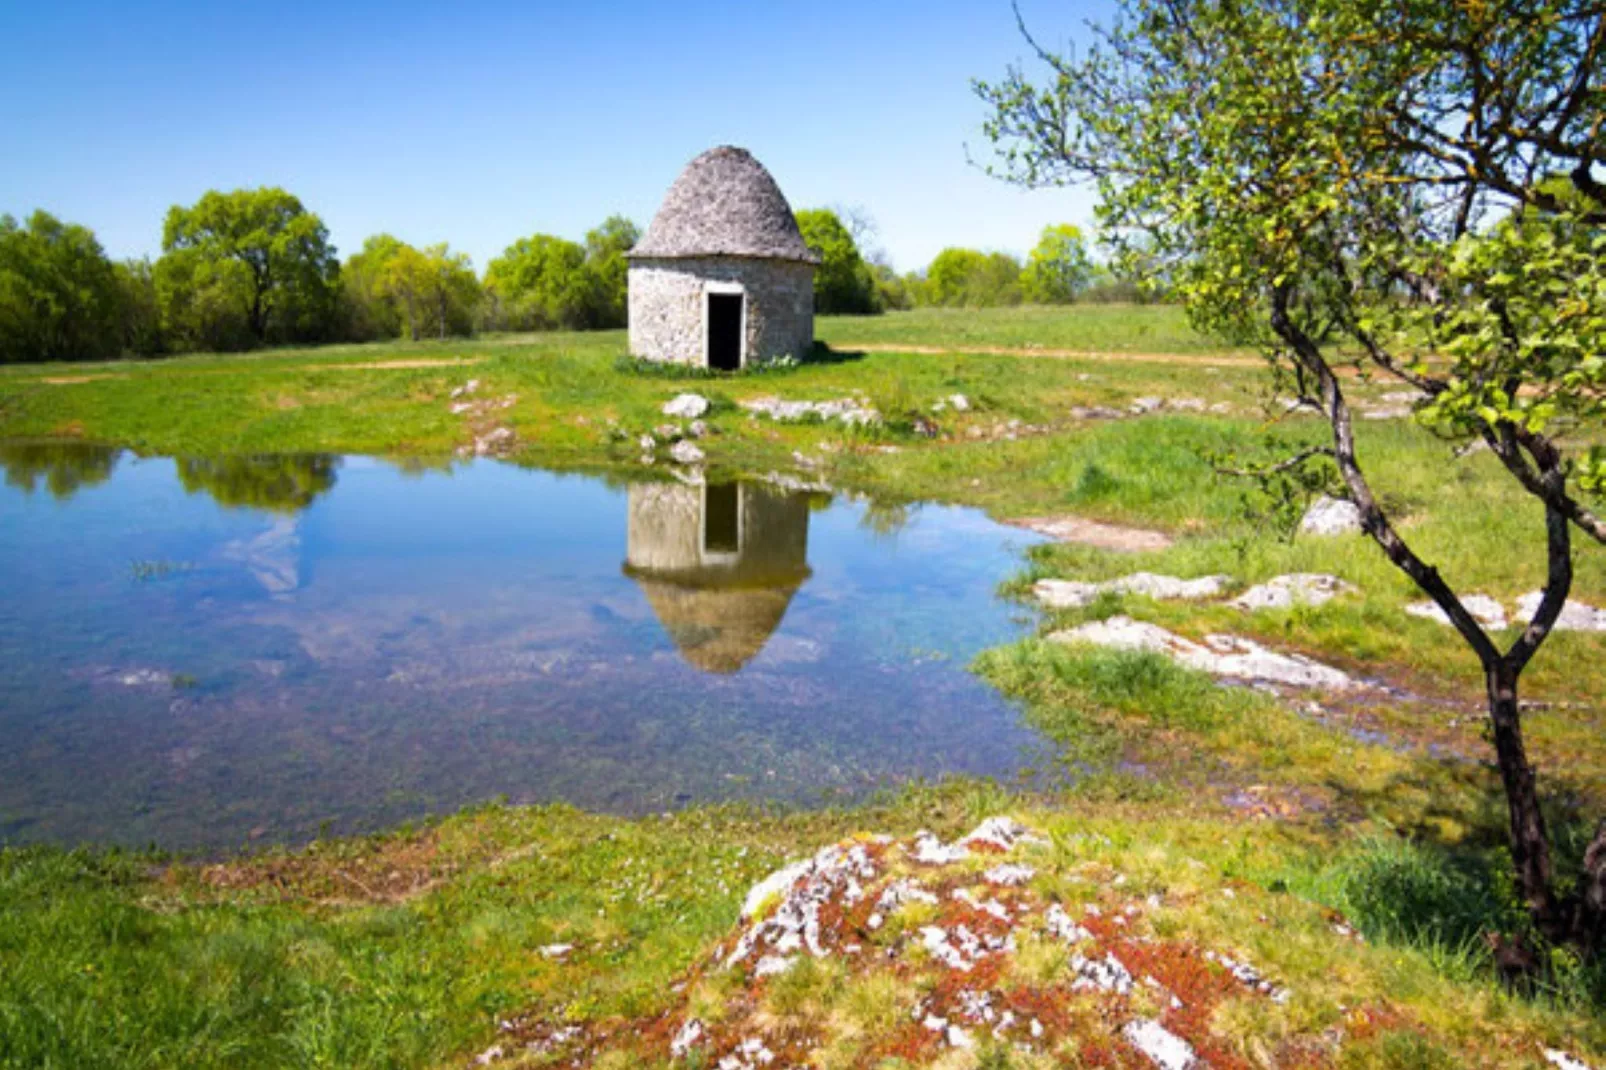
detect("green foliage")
(484, 233), (592, 331)
(0, 210), (126, 362)
(1021, 224), (1094, 304)
(795, 208), (878, 314)
(923, 247), (1023, 307)
(160, 188), (340, 348)
(483, 217), (640, 333)
(113, 257), (164, 355)
(341, 234), (406, 341)
(583, 215), (640, 329)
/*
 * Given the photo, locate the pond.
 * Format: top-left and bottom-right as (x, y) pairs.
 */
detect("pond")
(0, 443), (1050, 851)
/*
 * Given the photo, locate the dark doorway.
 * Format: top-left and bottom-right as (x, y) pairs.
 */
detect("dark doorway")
(707, 292), (743, 371)
(704, 483), (740, 554)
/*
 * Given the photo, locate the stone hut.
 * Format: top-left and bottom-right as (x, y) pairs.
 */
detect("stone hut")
(622, 480), (812, 674)
(628, 147), (819, 369)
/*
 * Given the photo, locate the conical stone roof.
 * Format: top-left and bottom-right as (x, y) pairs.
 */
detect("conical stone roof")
(629, 146), (821, 264)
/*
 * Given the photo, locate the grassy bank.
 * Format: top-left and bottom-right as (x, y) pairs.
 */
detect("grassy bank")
(3, 304), (1605, 1065)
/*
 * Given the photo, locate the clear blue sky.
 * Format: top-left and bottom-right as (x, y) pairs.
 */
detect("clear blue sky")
(0, 0), (1107, 274)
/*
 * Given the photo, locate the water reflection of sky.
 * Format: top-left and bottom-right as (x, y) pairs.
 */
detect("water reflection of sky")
(0, 445), (1047, 851)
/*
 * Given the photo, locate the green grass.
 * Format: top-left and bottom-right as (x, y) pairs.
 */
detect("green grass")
(2, 303), (1605, 1066)
(815, 304), (1245, 354)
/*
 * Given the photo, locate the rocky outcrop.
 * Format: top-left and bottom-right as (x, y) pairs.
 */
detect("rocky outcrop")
(1035, 573), (1231, 609)
(1232, 573), (1358, 611)
(1051, 615), (1360, 690)
(1299, 497), (1364, 536)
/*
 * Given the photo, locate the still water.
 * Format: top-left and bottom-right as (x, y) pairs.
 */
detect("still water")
(0, 444), (1048, 851)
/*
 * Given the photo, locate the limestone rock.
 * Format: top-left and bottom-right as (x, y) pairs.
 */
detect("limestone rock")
(1405, 595), (1508, 630)
(1051, 615), (1359, 690)
(1516, 591), (1606, 632)
(668, 440), (706, 465)
(1122, 1018), (1199, 1069)
(1232, 573), (1358, 611)
(1299, 496), (1364, 536)
(663, 393), (710, 419)
(1035, 573), (1231, 609)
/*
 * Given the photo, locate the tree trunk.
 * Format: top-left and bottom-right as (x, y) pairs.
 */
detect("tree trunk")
(1486, 661), (1562, 935)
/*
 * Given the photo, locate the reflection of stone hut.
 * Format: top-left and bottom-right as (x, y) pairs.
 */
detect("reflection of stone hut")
(627, 146), (820, 370)
(623, 481), (811, 674)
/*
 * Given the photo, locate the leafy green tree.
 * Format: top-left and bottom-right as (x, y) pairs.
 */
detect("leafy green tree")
(979, 0), (1606, 950)
(924, 248), (1023, 307)
(113, 258), (164, 355)
(153, 247), (255, 353)
(795, 208), (878, 314)
(341, 234), (406, 341)
(483, 234), (591, 331)
(0, 211), (125, 362)
(868, 260), (913, 311)
(1022, 224), (1094, 304)
(582, 215), (639, 328)
(160, 188), (339, 347)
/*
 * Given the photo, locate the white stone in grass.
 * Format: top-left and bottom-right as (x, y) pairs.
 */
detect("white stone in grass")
(475, 1045), (504, 1066)
(670, 1019), (704, 1059)
(753, 954), (794, 978)
(539, 943), (573, 959)
(1130, 396), (1165, 414)
(1516, 591), (1606, 632)
(1405, 594), (1508, 630)
(1545, 1049), (1596, 1070)
(740, 859), (812, 920)
(1052, 616), (1360, 690)
(1299, 496), (1364, 536)
(1072, 952), (1135, 994)
(668, 440), (705, 465)
(983, 863), (1035, 887)
(911, 831), (969, 865)
(1232, 573), (1358, 611)
(1122, 1018), (1200, 1069)
(662, 393), (710, 419)
(960, 816), (1046, 852)
(1035, 573), (1231, 609)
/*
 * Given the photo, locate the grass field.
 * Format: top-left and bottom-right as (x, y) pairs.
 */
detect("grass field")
(2, 304), (1604, 1067)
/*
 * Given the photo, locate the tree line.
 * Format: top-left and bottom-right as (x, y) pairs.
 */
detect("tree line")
(0, 188), (1139, 362)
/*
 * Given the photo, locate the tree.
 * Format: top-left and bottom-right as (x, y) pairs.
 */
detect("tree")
(978, 0), (1606, 951)
(796, 208), (879, 314)
(924, 248), (1024, 307)
(483, 234), (591, 331)
(113, 258), (164, 356)
(161, 188), (339, 346)
(582, 215), (640, 328)
(153, 246), (255, 353)
(1022, 224), (1095, 304)
(0, 211), (125, 362)
(342, 234), (406, 342)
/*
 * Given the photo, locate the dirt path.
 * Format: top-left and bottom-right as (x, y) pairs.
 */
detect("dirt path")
(326, 357), (484, 370)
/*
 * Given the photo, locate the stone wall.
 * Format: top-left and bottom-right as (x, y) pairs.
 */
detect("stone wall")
(628, 257), (814, 367)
